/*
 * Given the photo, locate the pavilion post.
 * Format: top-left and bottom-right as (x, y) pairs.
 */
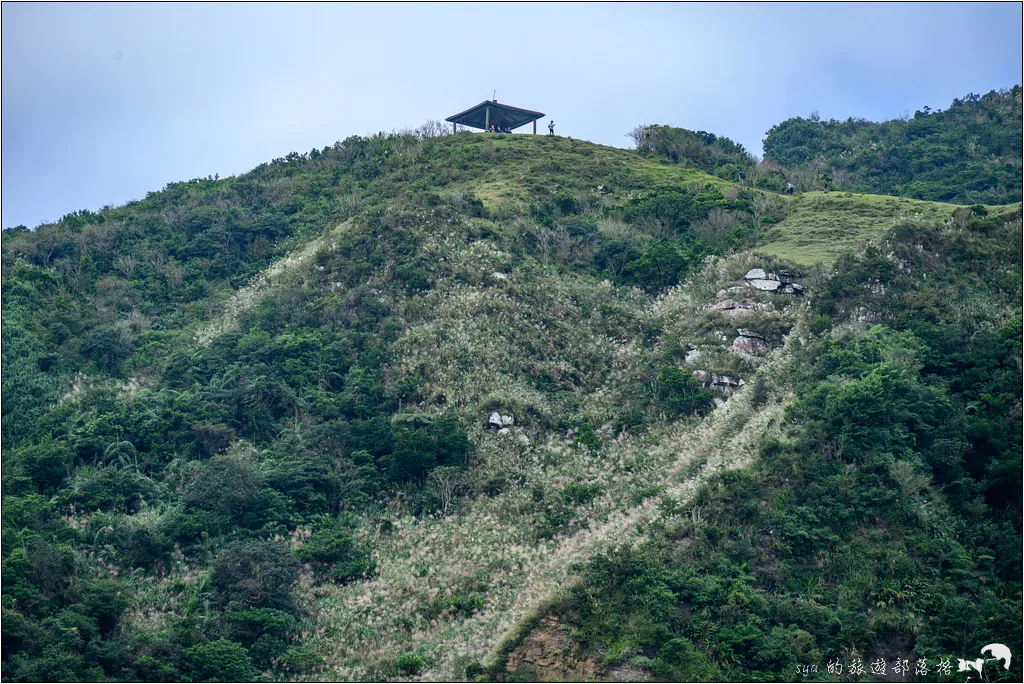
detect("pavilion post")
(533, 121), (537, 134)
(485, 107), (490, 130)
(453, 122), (456, 134)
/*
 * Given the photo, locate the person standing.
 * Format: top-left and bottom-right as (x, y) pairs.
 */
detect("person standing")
(548, 120), (555, 136)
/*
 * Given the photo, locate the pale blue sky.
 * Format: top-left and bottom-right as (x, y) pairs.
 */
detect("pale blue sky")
(2, 2), (1021, 229)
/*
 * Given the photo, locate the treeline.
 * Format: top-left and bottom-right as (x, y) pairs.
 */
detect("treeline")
(763, 88), (1022, 204)
(634, 87), (1022, 205)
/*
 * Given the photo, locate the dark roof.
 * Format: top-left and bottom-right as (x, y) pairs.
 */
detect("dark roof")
(445, 100), (546, 130)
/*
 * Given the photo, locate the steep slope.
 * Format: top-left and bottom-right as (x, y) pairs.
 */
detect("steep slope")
(2, 129), (1020, 683)
(497, 208), (1023, 683)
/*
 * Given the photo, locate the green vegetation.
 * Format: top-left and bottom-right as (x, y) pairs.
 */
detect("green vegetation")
(755, 191), (959, 265)
(2, 96), (1021, 682)
(763, 88), (1022, 204)
(538, 208), (1023, 682)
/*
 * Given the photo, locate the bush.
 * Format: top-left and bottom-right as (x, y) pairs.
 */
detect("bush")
(186, 638), (258, 682)
(295, 526), (374, 584)
(210, 540), (298, 611)
(657, 367), (713, 418)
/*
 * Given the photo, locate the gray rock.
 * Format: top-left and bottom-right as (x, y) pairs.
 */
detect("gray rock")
(736, 328), (764, 340)
(489, 412), (515, 428)
(744, 268), (767, 280)
(748, 278), (782, 292)
(710, 299), (753, 311)
(685, 348), (703, 363)
(732, 335), (769, 356)
(517, 433), (530, 446)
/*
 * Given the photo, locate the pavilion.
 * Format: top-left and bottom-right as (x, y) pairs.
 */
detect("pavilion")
(445, 100), (546, 134)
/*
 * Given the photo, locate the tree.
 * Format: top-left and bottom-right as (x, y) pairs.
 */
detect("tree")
(210, 540), (298, 611)
(186, 638), (258, 682)
(427, 466), (466, 515)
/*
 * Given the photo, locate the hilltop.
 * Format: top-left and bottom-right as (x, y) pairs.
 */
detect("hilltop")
(2, 125), (1021, 682)
(763, 87), (1023, 204)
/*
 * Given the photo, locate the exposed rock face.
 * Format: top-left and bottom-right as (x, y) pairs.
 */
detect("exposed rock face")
(505, 616), (597, 680)
(710, 298), (754, 312)
(743, 267), (805, 295)
(489, 412), (515, 428)
(748, 278), (782, 292)
(732, 329), (769, 356)
(692, 370), (745, 394)
(505, 616), (652, 682)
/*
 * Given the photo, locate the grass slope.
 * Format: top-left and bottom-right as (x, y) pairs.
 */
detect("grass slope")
(755, 191), (1022, 265)
(755, 192), (956, 265)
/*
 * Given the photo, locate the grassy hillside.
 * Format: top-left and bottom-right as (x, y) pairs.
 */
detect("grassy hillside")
(2, 127), (1020, 682)
(756, 192), (958, 265)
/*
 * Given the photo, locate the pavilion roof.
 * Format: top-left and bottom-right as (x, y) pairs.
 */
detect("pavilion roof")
(445, 100), (545, 130)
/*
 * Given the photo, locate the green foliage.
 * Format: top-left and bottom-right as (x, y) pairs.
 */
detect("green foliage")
(657, 366), (713, 418)
(210, 540), (298, 611)
(764, 88), (1023, 204)
(186, 638), (259, 682)
(554, 208), (1023, 681)
(392, 653), (425, 676)
(1, 102), (1019, 681)
(632, 124), (755, 180)
(295, 525), (375, 583)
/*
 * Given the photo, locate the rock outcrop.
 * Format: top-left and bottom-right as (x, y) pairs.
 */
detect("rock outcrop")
(743, 268), (804, 295)
(488, 412), (515, 428)
(692, 370), (745, 395)
(732, 329), (769, 357)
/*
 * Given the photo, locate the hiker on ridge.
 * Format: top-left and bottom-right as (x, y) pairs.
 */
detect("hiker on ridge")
(786, 182), (795, 195)
(548, 120), (555, 136)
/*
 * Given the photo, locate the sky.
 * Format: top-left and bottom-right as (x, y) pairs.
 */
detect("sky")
(2, 2), (1022, 230)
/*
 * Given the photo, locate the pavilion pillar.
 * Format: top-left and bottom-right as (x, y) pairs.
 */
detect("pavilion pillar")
(453, 122), (456, 134)
(485, 107), (490, 130)
(533, 120), (537, 134)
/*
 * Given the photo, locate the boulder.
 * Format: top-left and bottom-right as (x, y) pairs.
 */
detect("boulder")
(733, 335), (769, 356)
(710, 298), (753, 311)
(748, 278), (782, 292)
(489, 412), (515, 428)
(744, 268), (767, 280)
(693, 371), (745, 395)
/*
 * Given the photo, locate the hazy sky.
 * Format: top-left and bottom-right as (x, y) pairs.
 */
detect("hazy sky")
(2, 2), (1021, 229)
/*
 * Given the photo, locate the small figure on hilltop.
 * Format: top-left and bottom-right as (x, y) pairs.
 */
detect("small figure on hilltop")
(738, 171), (746, 184)
(548, 120), (555, 136)
(786, 182), (795, 195)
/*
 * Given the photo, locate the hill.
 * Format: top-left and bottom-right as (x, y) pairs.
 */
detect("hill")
(2, 127), (1021, 682)
(762, 87), (1023, 204)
